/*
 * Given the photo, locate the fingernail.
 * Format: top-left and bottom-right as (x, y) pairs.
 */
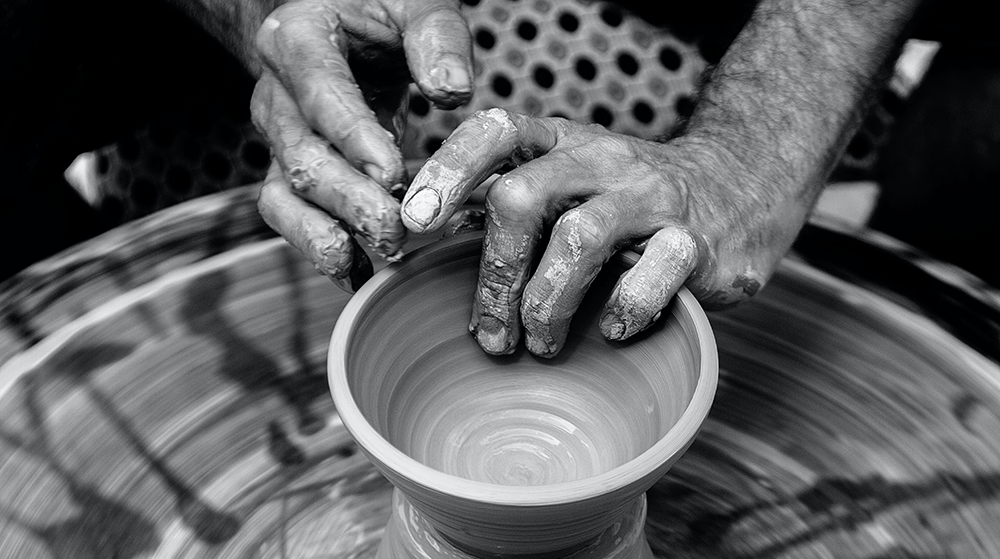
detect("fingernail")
(431, 57), (472, 95)
(402, 189), (441, 231)
(600, 313), (626, 341)
(363, 163), (387, 186)
(474, 316), (512, 355)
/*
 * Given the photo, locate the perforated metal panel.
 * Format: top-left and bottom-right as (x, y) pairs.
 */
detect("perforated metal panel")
(400, 0), (707, 159)
(82, 109), (270, 224)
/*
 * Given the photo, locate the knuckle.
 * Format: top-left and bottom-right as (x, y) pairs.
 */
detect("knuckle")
(652, 226), (699, 269)
(553, 206), (611, 253)
(270, 17), (306, 52)
(254, 22), (276, 58)
(281, 144), (331, 193)
(255, 7), (293, 58)
(584, 134), (635, 158)
(486, 175), (541, 221)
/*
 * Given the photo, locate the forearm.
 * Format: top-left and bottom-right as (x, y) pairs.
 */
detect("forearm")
(162, 0), (282, 75)
(684, 0), (925, 222)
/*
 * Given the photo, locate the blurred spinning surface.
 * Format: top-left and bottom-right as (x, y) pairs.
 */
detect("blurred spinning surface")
(2, 186), (1000, 558)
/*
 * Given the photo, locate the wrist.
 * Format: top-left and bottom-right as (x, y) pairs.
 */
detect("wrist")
(663, 133), (813, 275)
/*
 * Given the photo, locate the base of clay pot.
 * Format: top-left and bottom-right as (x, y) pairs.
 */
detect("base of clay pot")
(375, 489), (653, 559)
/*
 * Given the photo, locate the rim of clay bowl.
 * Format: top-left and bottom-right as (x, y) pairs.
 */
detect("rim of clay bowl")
(328, 233), (718, 507)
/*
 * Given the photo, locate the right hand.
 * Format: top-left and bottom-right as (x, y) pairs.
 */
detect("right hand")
(401, 109), (804, 358)
(250, 0), (474, 290)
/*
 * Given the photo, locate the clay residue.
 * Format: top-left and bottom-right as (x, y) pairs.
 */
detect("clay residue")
(476, 108), (517, 137)
(523, 211), (586, 356)
(699, 268), (768, 309)
(731, 275), (761, 297)
(307, 223), (353, 279)
(469, 198), (537, 354)
(404, 157), (471, 232)
(284, 141), (333, 193)
(605, 228), (697, 340)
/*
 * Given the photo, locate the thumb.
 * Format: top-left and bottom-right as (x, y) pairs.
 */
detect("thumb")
(402, 0), (474, 108)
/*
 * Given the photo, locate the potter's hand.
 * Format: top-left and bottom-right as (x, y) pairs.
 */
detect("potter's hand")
(401, 0), (924, 357)
(401, 109), (795, 357)
(251, 0), (473, 288)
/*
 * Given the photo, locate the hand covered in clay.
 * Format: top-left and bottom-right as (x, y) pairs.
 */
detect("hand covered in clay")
(401, 109), (809, 357)
(250, 0), (473, 289)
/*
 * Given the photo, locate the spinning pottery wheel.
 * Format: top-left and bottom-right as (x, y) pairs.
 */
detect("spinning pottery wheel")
(2, 186), (1000, 558)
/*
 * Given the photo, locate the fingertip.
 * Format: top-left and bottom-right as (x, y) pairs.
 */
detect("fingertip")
(521, 302), (563, 358)
(599, 313), (626, 341)
(421, 55), (474, 108)
(404, 3), (475, 108)
(401, 188), (442, 233)
(524, 333), (560, 358)
(471, 315), (514, 355)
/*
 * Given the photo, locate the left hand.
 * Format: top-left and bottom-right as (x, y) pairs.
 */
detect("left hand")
(401, 109), (806, 357)
(250, 0), (474, 289)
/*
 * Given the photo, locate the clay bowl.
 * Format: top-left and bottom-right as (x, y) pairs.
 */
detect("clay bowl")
(328, 233), (718, 557)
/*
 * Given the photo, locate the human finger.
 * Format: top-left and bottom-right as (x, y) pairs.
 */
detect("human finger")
(255, 3), (404, 187)
(400, 0), (474, 108)
(469, 152), (606, 355)
(599, 227), (699, 341)
(251, 70), (406, 260)
(402, 109), (564, 234)
(257, 160), (373, 292)
(519, 194), (635, 358)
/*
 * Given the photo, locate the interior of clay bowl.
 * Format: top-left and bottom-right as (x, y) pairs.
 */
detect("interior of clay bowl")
(329, 233), (717, 506)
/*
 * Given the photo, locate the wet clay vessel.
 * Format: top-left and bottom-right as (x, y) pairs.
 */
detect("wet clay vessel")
(328, 233), (719, 559)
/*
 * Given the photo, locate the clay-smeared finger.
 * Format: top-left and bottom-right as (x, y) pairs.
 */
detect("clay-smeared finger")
(252, 71), (406, 260)
(401, 0), (474, 108)
(599, 227), (698, 341)
(470, 155), (603, 355)
(255, 3), (404, 186)
(469, 183), (544, 355)
(257, 161), (373, 292)
(402, 109), (564, 234)
(520, 200), (624, 358)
